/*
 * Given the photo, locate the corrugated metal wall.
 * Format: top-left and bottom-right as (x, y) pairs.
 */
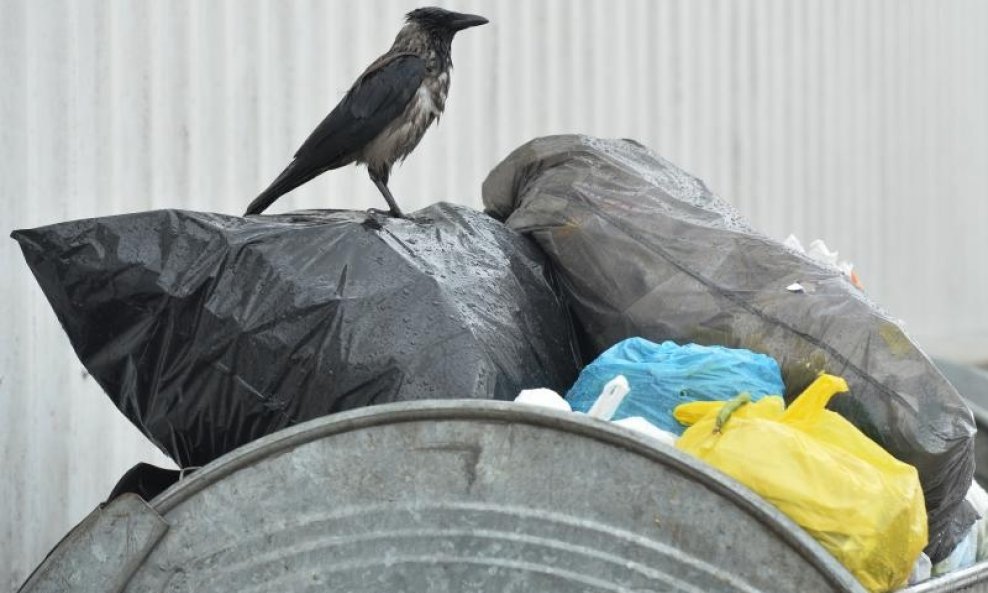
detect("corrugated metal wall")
(3, 0), (987, 587)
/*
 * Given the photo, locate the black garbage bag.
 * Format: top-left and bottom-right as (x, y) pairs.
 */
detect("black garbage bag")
(106, 463), (183, 503)
(12, 203), (580, 468)
(935, 358), (988, 491)
(482, 134), (976, 561)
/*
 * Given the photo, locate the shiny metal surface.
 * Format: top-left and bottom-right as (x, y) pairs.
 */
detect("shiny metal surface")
(23, 402), (868, 592)
(17, 495), (167, 593)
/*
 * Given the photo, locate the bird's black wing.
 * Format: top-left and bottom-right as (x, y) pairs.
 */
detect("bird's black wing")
(245, 54), (425, 215)
(294, 53), (427, 168)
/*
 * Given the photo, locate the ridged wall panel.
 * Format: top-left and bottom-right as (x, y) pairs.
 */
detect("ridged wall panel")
(2, 1), (986, 587)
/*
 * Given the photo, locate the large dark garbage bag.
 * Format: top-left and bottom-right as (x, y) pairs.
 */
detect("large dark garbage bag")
(482, 134), (976, 561)
(106, 463), (183, 503)
(934, 358), (988, 491)
(12, 203), (580, 468)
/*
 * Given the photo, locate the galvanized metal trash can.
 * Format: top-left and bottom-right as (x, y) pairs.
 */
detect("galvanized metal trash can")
(20, 401), (982, 593)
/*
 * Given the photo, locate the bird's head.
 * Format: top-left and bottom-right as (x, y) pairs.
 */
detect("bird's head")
(405, 7), (489, 39)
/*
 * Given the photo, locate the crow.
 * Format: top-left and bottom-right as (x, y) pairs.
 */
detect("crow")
(245, 7), (488, 218)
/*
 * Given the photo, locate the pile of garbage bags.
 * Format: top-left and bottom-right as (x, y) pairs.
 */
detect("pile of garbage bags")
(12, 134), (981, 592)
(514, 339), (988, 591)
(483, 134), (977, 568)
(517, 357), (930, 592)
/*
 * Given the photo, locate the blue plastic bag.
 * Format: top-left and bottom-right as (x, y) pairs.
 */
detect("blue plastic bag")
(565, 338), (784, 435)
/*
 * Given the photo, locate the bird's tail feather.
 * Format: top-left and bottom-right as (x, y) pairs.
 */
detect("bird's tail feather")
(244, 161), (320, 216)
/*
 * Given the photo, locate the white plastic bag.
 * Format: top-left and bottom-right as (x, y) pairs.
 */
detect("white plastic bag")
(908, 553), (932, 585)
(514, 378), (677, 446)
(514, 388), (571, 412)
(965, 481), (988, 562)
(612, 417), (678, 446)
(932, 525), (977, 576)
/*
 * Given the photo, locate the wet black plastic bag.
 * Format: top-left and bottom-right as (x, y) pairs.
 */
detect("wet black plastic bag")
(482, 134), (976, 560)
(12, 203), (580, 468)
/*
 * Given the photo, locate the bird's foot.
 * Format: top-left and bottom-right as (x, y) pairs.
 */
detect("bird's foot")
(361, 212), (384, 230)
(367, 207), (405, 219)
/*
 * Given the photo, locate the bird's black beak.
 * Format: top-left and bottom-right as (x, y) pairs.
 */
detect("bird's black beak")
(449, 12), (488, 32)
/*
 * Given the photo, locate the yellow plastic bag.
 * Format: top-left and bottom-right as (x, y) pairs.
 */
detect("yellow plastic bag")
(675, 374), (927, 593)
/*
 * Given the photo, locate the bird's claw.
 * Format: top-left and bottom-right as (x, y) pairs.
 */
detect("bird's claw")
(367, 207), (405, 219)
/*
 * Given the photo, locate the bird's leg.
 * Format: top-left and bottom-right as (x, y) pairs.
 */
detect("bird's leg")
(369, 171), (405, 218)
